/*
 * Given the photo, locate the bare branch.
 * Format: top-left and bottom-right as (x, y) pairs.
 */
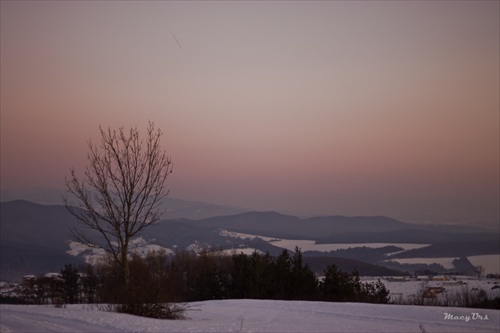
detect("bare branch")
(63, 122), (172, 288)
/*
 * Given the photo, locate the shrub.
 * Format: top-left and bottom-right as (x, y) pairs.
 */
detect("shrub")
(116, 302), (187, 319)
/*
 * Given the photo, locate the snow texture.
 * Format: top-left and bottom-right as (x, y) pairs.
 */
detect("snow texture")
(1, 299), (499, 332)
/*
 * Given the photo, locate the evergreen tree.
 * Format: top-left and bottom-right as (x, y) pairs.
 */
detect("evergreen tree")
(361, 278), (390, 304)
(321, 264), (359, 302)
(273, 249), (293, 299)
(60, 264), (80, 304)
(290, 247), (318, 300)
(230, 253), (253, 298)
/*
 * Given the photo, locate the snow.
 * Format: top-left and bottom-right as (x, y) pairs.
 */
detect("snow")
(373, 278), (500, 302)
(219, 230), (500, 274)
(269, 240), (430, 253)
(385, 257), (458, 269)
(219, 229), (278, 242)
(468, 255), (500, 275)
(219, 248), (264, 256)
(128, 237), (174, 257)
(66, 242), (108, 265)
(1, 300), (499, 332)
(218, 230), (430, 253)
(385, 256), (500, 275)
(67, 238), (173, 264)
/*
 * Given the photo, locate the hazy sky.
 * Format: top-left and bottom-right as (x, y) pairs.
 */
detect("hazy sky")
(1, 1), (498, 226)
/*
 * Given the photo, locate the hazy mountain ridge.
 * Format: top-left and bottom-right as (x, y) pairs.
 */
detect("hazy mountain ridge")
(179, 211), (495, 241)
(0, 188), (247, 220)
(0, 200), (84, 281)
(1, 200), (498, 281)
(3, 187), (497, 230)
(0, 200), (77, 248)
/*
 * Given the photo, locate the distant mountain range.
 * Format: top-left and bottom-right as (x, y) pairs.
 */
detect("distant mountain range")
(1, 200), (498, 281)
(175, 211), (495, 241)
(0, 188), (247, 220)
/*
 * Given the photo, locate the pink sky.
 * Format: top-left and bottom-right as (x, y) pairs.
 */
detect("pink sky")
(1, 1), (498, 226)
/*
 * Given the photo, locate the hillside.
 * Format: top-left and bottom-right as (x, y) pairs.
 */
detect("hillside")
(0, 188), (247, 219)
(391, 240), (500, 258)
(304, 256), (406, 276)
(1, 200), (498, 280)
(181, 211), (495, 242)
(183, 212), (412, 239)
(0, 200), (84, 281)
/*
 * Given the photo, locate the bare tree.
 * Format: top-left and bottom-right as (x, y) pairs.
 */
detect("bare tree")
(63, 122), (173, 290)
(475, 265), (485, 280)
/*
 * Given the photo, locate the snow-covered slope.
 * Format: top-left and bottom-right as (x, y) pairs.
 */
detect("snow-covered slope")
(1, 299), (499, 332)
(67, 237), (174, 265)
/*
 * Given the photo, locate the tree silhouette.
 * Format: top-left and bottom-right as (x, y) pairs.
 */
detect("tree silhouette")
(60, 264), (80, 304)
(63, 122), (173, 292)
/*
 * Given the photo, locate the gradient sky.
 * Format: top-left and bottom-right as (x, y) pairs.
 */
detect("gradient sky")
(1, 1), (499, 226)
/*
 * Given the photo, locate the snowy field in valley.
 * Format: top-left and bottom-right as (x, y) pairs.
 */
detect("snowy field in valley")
(67, 231), (500, 275)
(1, 300), (499, 333)
(219, 230), (500, 275)
(369, 278), (500, 303)
(385, 256), (500, 275)
(220, 230), (430, 253)
(468, 255), (500, 275)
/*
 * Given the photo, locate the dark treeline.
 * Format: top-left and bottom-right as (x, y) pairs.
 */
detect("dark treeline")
(6, 248), (389, 306)
(304, 245), (404, 262)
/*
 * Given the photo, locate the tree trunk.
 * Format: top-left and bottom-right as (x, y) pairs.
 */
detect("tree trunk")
(122, 251), (130, 294)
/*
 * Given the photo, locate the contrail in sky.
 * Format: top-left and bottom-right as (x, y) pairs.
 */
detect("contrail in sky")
(170, 30), (182, 50)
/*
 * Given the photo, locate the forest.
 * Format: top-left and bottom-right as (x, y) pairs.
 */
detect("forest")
(4, 248), (389, 318)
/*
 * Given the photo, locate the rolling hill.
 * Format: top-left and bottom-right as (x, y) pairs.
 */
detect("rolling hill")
(1, 200), (498, 281)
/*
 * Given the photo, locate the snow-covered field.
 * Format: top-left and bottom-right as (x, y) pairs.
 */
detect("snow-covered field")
(66, 231), (500, 275)
(220, 230), (430, 253)
(67, 238), (174, 264)
(220, 230), (500, 274)
(385, 256), (500, 275)
(469, 255), (500, 275)
(270, 240), (429, 253)
(373, 278), (500, 303)
(385, 257), (459, 270)
(1, 300), (499, 333)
